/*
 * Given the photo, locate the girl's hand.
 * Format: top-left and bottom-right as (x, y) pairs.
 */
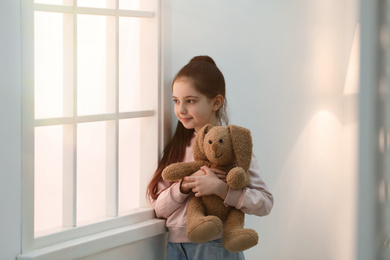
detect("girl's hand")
(180, 169), (205, 194)
(182, 166), (229, 199)
(210, 167), (227, 182)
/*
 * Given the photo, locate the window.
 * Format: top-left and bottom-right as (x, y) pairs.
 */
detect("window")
(21, 0), (161, 253)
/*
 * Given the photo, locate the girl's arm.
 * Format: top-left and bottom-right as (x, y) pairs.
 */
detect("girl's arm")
(152, 180), (190, 219)
(223, 154), (274, 216)
(152, 168), (205, 218)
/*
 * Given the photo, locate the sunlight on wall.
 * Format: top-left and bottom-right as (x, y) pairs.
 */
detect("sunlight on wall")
(273, 108), (357, 259)
(315, 110), (338, 161)
(344, 24), (360, 95)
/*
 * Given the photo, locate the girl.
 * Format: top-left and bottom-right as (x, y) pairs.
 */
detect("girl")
(147, 55), (273, 260)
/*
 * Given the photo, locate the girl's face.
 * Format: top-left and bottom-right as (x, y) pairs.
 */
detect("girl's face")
(172, 78), (222, 133)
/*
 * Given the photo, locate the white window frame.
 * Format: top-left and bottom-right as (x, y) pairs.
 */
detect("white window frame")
(19, 0), (166, 258)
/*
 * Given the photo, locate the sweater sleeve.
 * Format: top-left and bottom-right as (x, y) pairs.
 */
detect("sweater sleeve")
(152, 180), (191, 219)
(223, 154), (274, 216)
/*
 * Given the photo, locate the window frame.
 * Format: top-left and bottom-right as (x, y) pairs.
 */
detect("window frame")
(21, 0), (164, 254)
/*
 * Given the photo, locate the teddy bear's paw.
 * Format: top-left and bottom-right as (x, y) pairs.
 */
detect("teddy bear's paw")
(162, 165), (185, 182)
(223, 229), (259, 253)
(187, 216), (222, 243)
(227, 167), (250, 190)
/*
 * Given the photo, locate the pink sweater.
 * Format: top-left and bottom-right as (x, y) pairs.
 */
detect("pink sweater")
(152, 137), (274, 243)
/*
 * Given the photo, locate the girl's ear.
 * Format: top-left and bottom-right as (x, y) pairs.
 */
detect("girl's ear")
(228, 125), (253, 171)
(212, 95), (224, 111)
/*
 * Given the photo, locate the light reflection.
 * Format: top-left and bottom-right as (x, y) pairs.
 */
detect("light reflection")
(344, 23), (360, 95)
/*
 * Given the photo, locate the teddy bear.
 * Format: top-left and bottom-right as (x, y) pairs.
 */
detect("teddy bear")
(162, 124), (259, 252)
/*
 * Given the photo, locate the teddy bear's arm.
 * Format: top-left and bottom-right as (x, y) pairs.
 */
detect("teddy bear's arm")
(226, 166), (251, 190)
(162, 160), (210, 182)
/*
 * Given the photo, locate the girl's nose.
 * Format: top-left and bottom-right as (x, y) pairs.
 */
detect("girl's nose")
(179, 103), (187, 114)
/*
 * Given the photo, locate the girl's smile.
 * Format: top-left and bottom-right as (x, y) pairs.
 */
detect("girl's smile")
(180, 117), (192, 123)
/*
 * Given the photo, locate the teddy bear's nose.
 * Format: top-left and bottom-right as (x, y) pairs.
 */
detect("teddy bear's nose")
(211, 143), (219, 152)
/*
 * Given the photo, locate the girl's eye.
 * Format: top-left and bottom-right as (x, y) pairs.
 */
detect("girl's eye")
(187, 99), (196, 104)
(173, 99), (179, 104)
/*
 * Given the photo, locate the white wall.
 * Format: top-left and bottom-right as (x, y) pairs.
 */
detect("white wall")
(165, 0), (359, 259)
(0, 0), (23, 259)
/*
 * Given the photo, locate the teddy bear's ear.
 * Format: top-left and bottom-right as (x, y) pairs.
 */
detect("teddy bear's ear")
(228, 125), (253, 171)
(193, 124), (213, 160)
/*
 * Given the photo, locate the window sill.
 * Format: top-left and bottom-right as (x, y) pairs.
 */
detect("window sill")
(17, 218), (167, 260)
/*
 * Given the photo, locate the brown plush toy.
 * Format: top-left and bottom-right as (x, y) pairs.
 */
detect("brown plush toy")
(162, 124), (259, 252)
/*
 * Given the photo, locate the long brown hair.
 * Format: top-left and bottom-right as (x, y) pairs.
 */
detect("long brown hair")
(146, 55), (228, 201)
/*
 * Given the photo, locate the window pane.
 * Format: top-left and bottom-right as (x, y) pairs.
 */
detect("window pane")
(77, 121), (108, 224)
(119, 118), (140, 214)
(35, 12), (65, 119)
(77, 14), (116, 116)
(35, 0), (73, 5)
(119, 17), (141, 112)
(77, 0), (115, 9)
(35, 125), (63, 234)
(119, 0), (139, 10)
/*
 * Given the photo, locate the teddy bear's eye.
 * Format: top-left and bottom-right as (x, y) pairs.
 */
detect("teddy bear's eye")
(219, 139), (223, 143)
(208, 140), (212, 144)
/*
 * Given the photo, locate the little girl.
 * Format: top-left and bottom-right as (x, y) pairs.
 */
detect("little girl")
(147, 55), (273, 260)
